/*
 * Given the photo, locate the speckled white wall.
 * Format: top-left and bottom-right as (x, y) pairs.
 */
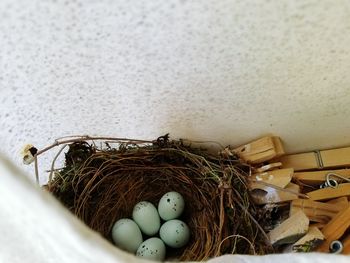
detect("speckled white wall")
(1, 0), (350, 180)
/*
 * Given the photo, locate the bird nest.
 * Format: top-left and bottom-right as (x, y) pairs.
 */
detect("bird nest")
(38, 135), (272, 261)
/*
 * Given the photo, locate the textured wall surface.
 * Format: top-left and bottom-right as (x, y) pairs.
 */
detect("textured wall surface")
(1, 0), (350, 181)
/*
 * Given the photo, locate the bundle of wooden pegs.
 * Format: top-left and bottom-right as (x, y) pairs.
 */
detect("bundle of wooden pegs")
(224, 136), (350, 254)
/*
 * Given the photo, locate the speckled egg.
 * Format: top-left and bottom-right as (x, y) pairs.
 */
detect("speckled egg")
(158, 191), (185, 221)
(136, 237), (166, 261)
(159, 219), (190, 248)
(111, 218), (143, 253)
(132, 201), (161, 236)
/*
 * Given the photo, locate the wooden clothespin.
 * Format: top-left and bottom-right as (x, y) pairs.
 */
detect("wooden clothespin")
(294, 169), (350, 185)
(249, 168), (293, 191)
(327, 197), (349, 208)
(280, 146), (350, 171)
(310, 222), (326, 230)
(255, 162), (282, 173)
(290, 199), (345, 223)
(317, 205), (350, 252)
(342, 234), (350, 254)
(232, 136), (285, 164)
(307, 183), (350, 201)
(251, 183), (300, 205)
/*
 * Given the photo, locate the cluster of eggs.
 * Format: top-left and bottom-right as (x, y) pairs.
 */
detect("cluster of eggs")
(111, 191), (190, 261)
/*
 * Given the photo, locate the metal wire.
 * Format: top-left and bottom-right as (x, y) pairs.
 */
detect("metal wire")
(319, 172), (350, 189)
(329, 240), (343, 254)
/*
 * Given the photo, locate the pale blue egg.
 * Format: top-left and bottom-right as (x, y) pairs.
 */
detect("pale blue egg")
(158, 191), (185, 221)
(136, 237), (166, 261)
(111, 218), (143, 253)
(132, 201), (161, 236)
(160, 219), (190, 248)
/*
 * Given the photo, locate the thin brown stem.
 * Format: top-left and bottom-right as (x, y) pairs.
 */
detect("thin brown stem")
(48, 144), (68, 189)
(34, 155), (39, 184)
(36, 136), (153, 156)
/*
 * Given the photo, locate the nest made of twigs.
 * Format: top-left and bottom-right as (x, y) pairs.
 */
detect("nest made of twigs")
(46, 135), (272, 261)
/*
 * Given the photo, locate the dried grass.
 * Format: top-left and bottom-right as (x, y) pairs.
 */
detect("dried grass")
(47, 135), (273, 261)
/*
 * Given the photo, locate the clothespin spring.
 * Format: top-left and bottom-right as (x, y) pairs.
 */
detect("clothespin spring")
(319, 172), (350, 189)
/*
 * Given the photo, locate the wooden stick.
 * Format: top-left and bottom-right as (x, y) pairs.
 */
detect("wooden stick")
(233, 136), (285, 164)
(310, 222), (326, 230)
(317, 205), (350, 252)
(307, 183), (350, 201)
(294, 169), (350, 185)
(327, 197), (349, 209)
(290, 199), (344, 223)
(272, 137), (285, 157)
(251, 183), (301, 205)
(342, 234), (350, 254)
(255, 162), (282, 173)
(249, 168), (293, 190)
(280, 152), (318, 171)
(323, 147), (350, 168)
(280, 146), (350, 171)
